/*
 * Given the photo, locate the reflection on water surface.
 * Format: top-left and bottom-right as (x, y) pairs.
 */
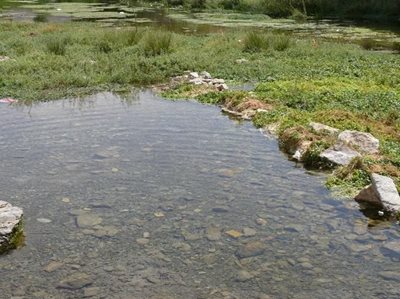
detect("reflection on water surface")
(0, 91), (399, 298)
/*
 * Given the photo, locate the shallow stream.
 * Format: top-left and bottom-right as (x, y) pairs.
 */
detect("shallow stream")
(0, 91), (400, 298)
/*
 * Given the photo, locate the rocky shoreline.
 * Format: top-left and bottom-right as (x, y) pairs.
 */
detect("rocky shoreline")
(157, 72), (400, 217)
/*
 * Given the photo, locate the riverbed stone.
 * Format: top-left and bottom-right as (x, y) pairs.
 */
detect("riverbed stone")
(338, 130), (379, 154)
(382, 241), (400, 256)
(320, 143), (361, 166)
(43, 261), (64, 273)
(83, 287), (101, 298)
(235, 241), (266, 258)
(235, 270), (254, 282)
(200, 71), (212, 79)
(378, 271), (400, 282)
(243, 227), (257, 237)
(76, 213), (102, 228)
(206, 226), (221, 241)
(57, 272), (93, 290)
(0, 201), (23, 254)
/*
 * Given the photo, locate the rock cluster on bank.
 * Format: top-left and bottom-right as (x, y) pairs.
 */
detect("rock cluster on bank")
(277, 122), (399, 213)
(0, 200), (23, 254)
(186, 71), (229, 91)
(355, 173), (400, 213)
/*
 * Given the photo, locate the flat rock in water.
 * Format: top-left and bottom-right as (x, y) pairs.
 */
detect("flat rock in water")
(76, 213), (102, 228)
(338, 130), (379, 154)
(57, 272), (93, 290)
(382, 241), (400, 256)
(0, 200), (23, 254)
(320, 143), (361, 166)
(206, 226), (221, 241)
(371, 173), (400, 211)
(235, 241), (266, 258)
(378, 271), (400, 282)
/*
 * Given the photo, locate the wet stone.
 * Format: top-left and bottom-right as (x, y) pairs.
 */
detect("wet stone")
(379, 271), (400, 282)
(136, 238), (150, 245)
(83, 287), (101, 298)
(57, 272), (93, 290)
(43, 261), (64, 273)
(206, 226), (221, 241)
(255, 218), (267, 226)
(76, 213), (102, 228)
(243, 227), (257, 237)
(235, 270), (254, 282)
(212, 206), (230, 213)
(236, 241), (266, 259)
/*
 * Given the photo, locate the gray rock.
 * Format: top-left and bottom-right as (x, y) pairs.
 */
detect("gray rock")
(354, 185), (382, 207)
(83, 287), (101, 298)
(57, 273), (93, 290)
(76, 213), (102, 228)
(236, 241), (266, 258)
(189, 72), (199, 79)
(371, 173), (400, 211)
(243, 227), (257, 237)
(200, 71), (212, 79)
(206, 226), (221, 241)
(382, 241), (400, 255)
(43, 261), (64, 273)
(320, 143), (361, 166)
(309, 122), (339, 135)
(236, 58), (248, 64)
(338, 130), (379, 154)
(0, 201), (23, 254)
(235, 270), (254, 282)
(212, 78), (225, 84)
(216, 83), (229, 91)
(189, 78), (204, 85)
(378, 271), (400, 282)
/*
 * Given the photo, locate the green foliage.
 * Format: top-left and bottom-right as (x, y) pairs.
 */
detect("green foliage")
(142, 30), (173, 56)
(243, 31), (291, 52)
(243, 31), (268, 52)
(45, 36), (70, 55)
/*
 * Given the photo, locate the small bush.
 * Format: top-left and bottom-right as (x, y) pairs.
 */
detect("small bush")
(272, 34), (291, 51)
(243, 31), (268, 52)
(45, 36), (69, 55)
(143, 31), (173, 56)
(360, 39), (376, 50)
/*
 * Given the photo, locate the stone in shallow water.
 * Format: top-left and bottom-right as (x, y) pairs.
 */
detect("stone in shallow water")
(243, 227), (257, 237)
(206, 226), (221, 241)
(378, 271), (400, 282)
(43, 261), (64, 273)
(235, 241), (266, 259)
(0, 201), (23, 254)
(57, 272), (93, 290)
(235, 270), (254, 282)
(76, 213), (102, 228)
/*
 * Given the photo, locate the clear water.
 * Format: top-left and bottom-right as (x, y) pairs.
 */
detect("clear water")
(0, 91), (399, 298)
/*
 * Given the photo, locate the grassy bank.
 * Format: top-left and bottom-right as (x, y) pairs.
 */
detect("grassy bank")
(0, 21), (399, 195)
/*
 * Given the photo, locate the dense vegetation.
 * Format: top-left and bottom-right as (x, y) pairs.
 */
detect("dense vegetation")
(124, 0), (400, 21)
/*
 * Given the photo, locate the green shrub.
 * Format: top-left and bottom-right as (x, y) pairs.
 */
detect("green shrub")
(360, 39), (376, 50)
(272, 34), (291, 51)
(243, 31), (268, 52)
(142, 31), (173, 56)
(45, 36), (69, 55)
